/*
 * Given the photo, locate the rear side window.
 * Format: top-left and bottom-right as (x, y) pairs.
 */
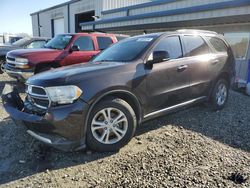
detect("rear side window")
(153, 36), (182, 59)
(97, 37), (113, 50)
(73, 36), (94, 51)
(206, 36), (227, 52)
(182, 35), (210, 57)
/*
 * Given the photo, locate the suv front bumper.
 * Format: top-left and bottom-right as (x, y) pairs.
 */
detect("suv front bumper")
(2, 85), (89, 151)
(1, 63), (34, 80)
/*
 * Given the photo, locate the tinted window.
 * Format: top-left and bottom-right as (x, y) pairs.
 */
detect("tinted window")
(153, 36), (182, 59)
(26, 40), (46, 49)
(45, 35), (72, 50)
(206, 36), (227, 52)
(73, 36), (94, 51)
(182, 35), (210, 57)
(97, 37), (113, 50)
(93, 35), (157, 62)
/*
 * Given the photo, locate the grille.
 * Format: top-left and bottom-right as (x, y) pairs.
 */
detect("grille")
(6, 56), (16, 68)
(32, 87), (46, 95)
(26, 85), (50, 109)
(7, 57), (15, 62)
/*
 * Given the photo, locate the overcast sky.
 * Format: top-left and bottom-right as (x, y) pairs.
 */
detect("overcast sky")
(0, 0), (69, 35)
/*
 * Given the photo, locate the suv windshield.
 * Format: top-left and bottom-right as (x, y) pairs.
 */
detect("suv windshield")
(92, 35), (158, 62)
(12, 37), (30, 46)
(45, 34), (72, 50)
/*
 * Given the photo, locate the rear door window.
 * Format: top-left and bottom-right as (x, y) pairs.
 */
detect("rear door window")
(205, 36), (228, 52)
(73, 36), (94, 51)
(153, 36), (183, 59)
(182, 35), (210, 57)
(97, 37), (113, 50)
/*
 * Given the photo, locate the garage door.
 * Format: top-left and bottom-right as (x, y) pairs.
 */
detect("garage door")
(53, 18), (65, 36)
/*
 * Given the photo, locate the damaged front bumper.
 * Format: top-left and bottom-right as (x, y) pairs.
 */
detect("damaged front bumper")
(2, 85), (89, 151)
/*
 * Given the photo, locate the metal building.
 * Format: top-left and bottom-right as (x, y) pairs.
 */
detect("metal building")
(31, 0), (250, 92)
(30, 0), (151, 38)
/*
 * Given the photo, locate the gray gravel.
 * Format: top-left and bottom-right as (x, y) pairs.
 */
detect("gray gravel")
(0, 73), (250, 188)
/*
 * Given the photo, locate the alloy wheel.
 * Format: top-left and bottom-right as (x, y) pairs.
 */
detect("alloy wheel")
(91, 107), (128, 145)
(216, 83), (227, 106)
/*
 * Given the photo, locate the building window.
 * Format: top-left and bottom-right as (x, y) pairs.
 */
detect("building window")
(224, 33), (250, 60)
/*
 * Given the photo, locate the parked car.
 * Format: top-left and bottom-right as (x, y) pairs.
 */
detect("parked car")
(1, 33), (128, 81)
(0, 37), (49, 73)
(0, 34), (23, 45)
(2, 30), (235, 152)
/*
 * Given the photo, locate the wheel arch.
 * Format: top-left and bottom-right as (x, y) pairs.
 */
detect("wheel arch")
(83, 90), (143, 138)
(209, 71), (231, 99)
(217, 71), (231, 84)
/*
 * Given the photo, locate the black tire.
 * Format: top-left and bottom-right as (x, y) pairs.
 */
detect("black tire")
(0, 57), (4, 74)
(86, 98), (137, 152)
(210, 78), (229, 111)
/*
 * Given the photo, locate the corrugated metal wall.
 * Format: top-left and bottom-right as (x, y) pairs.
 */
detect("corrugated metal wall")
(31, 0), (149, 37)
(129, 0), (232, 16)
(102, 0), (151, 11)
(97, 5), (250, 29)
(38, 6), (68, 37)
(32, 0), (250, 37)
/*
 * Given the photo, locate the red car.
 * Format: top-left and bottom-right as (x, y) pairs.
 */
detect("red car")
(2, 32), (128, 81)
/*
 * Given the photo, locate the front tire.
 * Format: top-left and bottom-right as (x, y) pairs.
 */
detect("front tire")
(210, 79), (229, 110)
(86, 98), (137, 152)
(0, 57), (4, 74)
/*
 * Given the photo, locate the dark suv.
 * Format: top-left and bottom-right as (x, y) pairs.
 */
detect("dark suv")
(2, 30), (235, 152)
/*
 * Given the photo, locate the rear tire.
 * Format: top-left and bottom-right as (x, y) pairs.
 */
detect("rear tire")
(86, 98), (137, 152)
(210, 79), (229, 111)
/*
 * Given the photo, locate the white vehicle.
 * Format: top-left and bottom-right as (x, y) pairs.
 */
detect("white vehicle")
(0, 34), (23, 45)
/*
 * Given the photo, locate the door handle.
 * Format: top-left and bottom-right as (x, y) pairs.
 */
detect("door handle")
(177, 65), (188, 71)
(211, 60), (219, 65)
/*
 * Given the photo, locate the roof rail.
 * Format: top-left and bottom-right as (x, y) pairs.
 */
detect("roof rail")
(177, 29), (217, 34)
(80, 29), (107, 34)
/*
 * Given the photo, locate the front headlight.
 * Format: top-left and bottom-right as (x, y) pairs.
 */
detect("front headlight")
(15, 57), (29, 64)
(45, 85), (82, 104)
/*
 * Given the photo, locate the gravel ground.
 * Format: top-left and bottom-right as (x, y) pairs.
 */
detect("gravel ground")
(0, 73), (250, 188)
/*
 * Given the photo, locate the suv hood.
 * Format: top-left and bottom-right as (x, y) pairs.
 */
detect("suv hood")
(26, 62), (126, 86)
(7, 48), (61, 57)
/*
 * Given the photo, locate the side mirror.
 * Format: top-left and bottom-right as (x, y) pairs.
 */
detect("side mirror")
(71, 45), (80, 52)
(151, 51), (170, 64)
